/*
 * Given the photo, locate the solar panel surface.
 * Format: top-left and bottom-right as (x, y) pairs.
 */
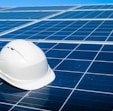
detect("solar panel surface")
(7, 6), (74, 11)
(0, 42), (113, 111)
(0, 12), (56, 19)
(0, 21), (29, 33)
(0, 4), (113, 111)
(1, 20), (113, 41)
(76, 4), (113, 9)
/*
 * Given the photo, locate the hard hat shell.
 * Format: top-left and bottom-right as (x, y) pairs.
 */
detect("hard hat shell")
(0, 39), (55, 90)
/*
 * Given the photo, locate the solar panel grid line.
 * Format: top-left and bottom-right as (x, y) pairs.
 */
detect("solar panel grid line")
(87, 71), (113, 77)
(54, 69), (85, 77)
(46, 80), (113, 98)
(8, 91), (32, 111)
(95, 59), (113, 63)
(76, 89), (113, 96)
(26, 39), (113, 46)
(47, 56), (92, 62)
(0, 102), (14, 107)
(47, 85), (73, 90)
(49, 18), (113, 21)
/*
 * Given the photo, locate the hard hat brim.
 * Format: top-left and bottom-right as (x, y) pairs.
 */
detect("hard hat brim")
(0, 66), (55, 90)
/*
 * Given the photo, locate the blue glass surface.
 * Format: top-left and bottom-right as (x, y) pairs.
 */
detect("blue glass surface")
(88, 61), (113, 74)
(1, 20), (113, 41)
(0, 41), (113, 111)
(7, 6), (74, 11)
(37, 43), (56, 49)
(0, 12), (55, 19)
(52, 11), (113, 19)
(67, 51), (97, 60)
(46, 50), (71, 58)
(76, 5), (113, 9)
(102, 45), (113, 51)
(12, 106), (39, 111)
(0, 83), (27, 104)
(0, 21), (28, 33)
(18, 87), (71, 111)
(50, 71), (83, 88)
(47, 58), (62, 69)
(0, 104), (12, 111)
(56, 59), (91, 72)
(78, 74), (113, 92)
(62, 91), (113, 111)
(77, 44), (101, 51)
(96, 52), (113, 61)
(53, 43), (77, 50)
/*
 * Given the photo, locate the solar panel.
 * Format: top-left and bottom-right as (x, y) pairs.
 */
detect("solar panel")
(0, 41), (113, 111)
(0, 12), (56, 19)
(7, 6), (74, 11)
(1, 4), (113, 111)
(0, 21), (29, 33)
(52, 11), (113, 19)
(1, 20), (113, 41)
(76, 4), (113, 9)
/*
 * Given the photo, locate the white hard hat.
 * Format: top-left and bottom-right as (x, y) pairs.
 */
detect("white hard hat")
(0, 39), (55, 90)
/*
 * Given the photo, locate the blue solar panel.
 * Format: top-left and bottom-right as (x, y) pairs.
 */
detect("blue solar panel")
(0, 12), (56, 19)
(52, 11), (113, 19)
(76, 5), (113, 9)
(7, 6), (74, 11)
(1, 20), (113, 41)
(0, 41), (113, 111)
(1, 4), (113, 111)
(0, 21), (29, 33)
